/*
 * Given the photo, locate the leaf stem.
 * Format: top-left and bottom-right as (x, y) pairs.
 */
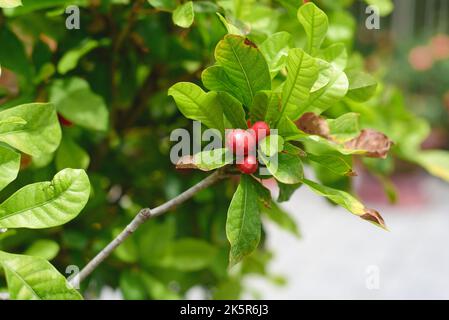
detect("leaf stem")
(71, 169), (228, 286)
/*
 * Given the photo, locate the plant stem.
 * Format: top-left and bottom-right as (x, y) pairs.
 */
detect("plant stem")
(71, 170), (227, 286)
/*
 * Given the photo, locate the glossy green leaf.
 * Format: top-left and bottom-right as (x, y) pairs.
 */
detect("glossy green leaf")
(346, 71), (378, 102)
(168, 82), (224, 133)
(0, 168), (90, 229)
(177, 148), (232, 171)
(0, 145), (20, 192)
(297, 2), (329, 55)
(24, 239), (60, 261)
(217, 92), (247, 129)
(0, 251), (82, 300)
(328, 112), (360, 142)
(260, 31), (291, 77)
(277, 182), (302, 202)
(172, 1), (194, 28)
(250, 90), (282, 125)
(302, 179), (386, 229)
(226, 175), (261, 266)
(202, 65), (245, 104)
(259, 135), (284, 158)
(55, 136), (90, 171)
(414, 150), (449, 183)
(307, 153), (355, 176)
(49, 77), (109, 131)
(216, 12), (244, 35)
(318, 43), (348, 71)
(215, 35), (271, 107)
(58, 39), (109, 75)
(0, 0), (22, 8)
(148, 0), (176, 11)
(0, 103), (61, 157)
(260, 144), (303, 184)
(281, 48), (318, 120)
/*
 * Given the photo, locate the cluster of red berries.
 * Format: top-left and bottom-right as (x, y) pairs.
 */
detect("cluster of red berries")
(225, 121), (270, 175)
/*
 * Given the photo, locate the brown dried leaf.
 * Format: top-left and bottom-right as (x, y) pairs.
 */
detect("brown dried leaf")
(176, 155), (197, 170)
(296, 112), (330, 138)
(344, 129), (393, 158)
(361, 208), (387, 230)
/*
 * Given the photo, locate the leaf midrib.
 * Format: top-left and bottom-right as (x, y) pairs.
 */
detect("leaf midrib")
(228, 38), (254, 102)
(1, 261), (41, 299)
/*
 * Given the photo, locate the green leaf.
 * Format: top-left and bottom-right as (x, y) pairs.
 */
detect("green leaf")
(0, 168), (90, 229)
(0, 251), (82, 300)
(328, 113), (360, 142)
(260, 31), (291, 77)
(226, 175), (261, 266)
(295, 64), (349, 118)
(261, 201), (300, 237)
(159, 238), (218, 271)
(302, 179), (386, 229)
(259, 134), (284, 158)
(413, 150), (449, 183)
(318, 43), (348, 71)
(57, 39), (109, 75)
(168, 82), (224, 133)
(0, 27), (33, 82)
(0, 0), (22, 8)
(260, 144), (303, 184)
(216, 12), (244, 35)
(172, 1), (194, 28)
(297, 2), (329, 55)
(217, 92), (247, 129)
(0, 145), (20, 192)
(202, 65), (245, 104)
(0, 103), (61, 157)
(141, 273), (180, 299)
(346, 71), (378, 102)
(215, 35), (271, 107)
(306, 153), (355, 176)
(148, 0), (176, 11)
(250, 90), (282, 125)
(277, 182), (302, 202)
(24, 239), (60, 261)
(55, 136), (90, 171)
(177, 148), (232, 171)
(280, 48), (318, 120)
(49, 77), (109, 131)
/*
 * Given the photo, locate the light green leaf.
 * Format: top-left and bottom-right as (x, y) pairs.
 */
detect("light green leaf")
(261, 201), (300, 237)
(277, 182), (302, 202)
(328, 112), (360, 142)
(281, 48), (318, 120)
(172, 1), (194, 28)
(413, 150), (449, 183)
(318, 43), (348, 71)
(159, 238), (218, 271)
(307, 153), (355, 176)
(226, 175), (261, 266)
(24, 239), (60, 261)
(49, 77), (109, 131)
(0, 168), (90, 229)
(250, 90), (282, 125)
(148, 0), (176, 11)
(346, 71), (377, 102)
(216, 12), (244, 35)
(302, 179), (386, 229)
(297, 2), (329, 55)
(0, 251), (82, 300)
(295, 64), (349, 118)
(215, 35), (271, 107)
(260, 144), (303, 184)
(177, 148), (232, 171)
(168, 82), (224, 133)
(0, 103), (61, 157)
(0, 0), (22, 8)
(58, 39), (109, 75)
(260, 31), (291, 77)
(55, 136), (90, 171)
(202, 65), (245, 104)
(0, 145), (20, 192)
(259, 135), (284, 158)
(217, 92), (247, 129)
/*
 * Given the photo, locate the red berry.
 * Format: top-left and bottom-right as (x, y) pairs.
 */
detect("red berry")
(225, 129), (256, 156)
(237, 155), (258, 174)
(58, 113), (73, 127)
(250, 121), (270, 142)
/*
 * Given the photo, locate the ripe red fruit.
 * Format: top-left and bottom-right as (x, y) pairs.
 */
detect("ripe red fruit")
(237, 155), (258, 174)
(225, 129), (256, 156)
(58, 113), (74, 127)
(250, 121), (270, 142)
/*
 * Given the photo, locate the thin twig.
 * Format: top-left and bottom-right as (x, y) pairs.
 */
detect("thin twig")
(71, 170), (227, 286)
